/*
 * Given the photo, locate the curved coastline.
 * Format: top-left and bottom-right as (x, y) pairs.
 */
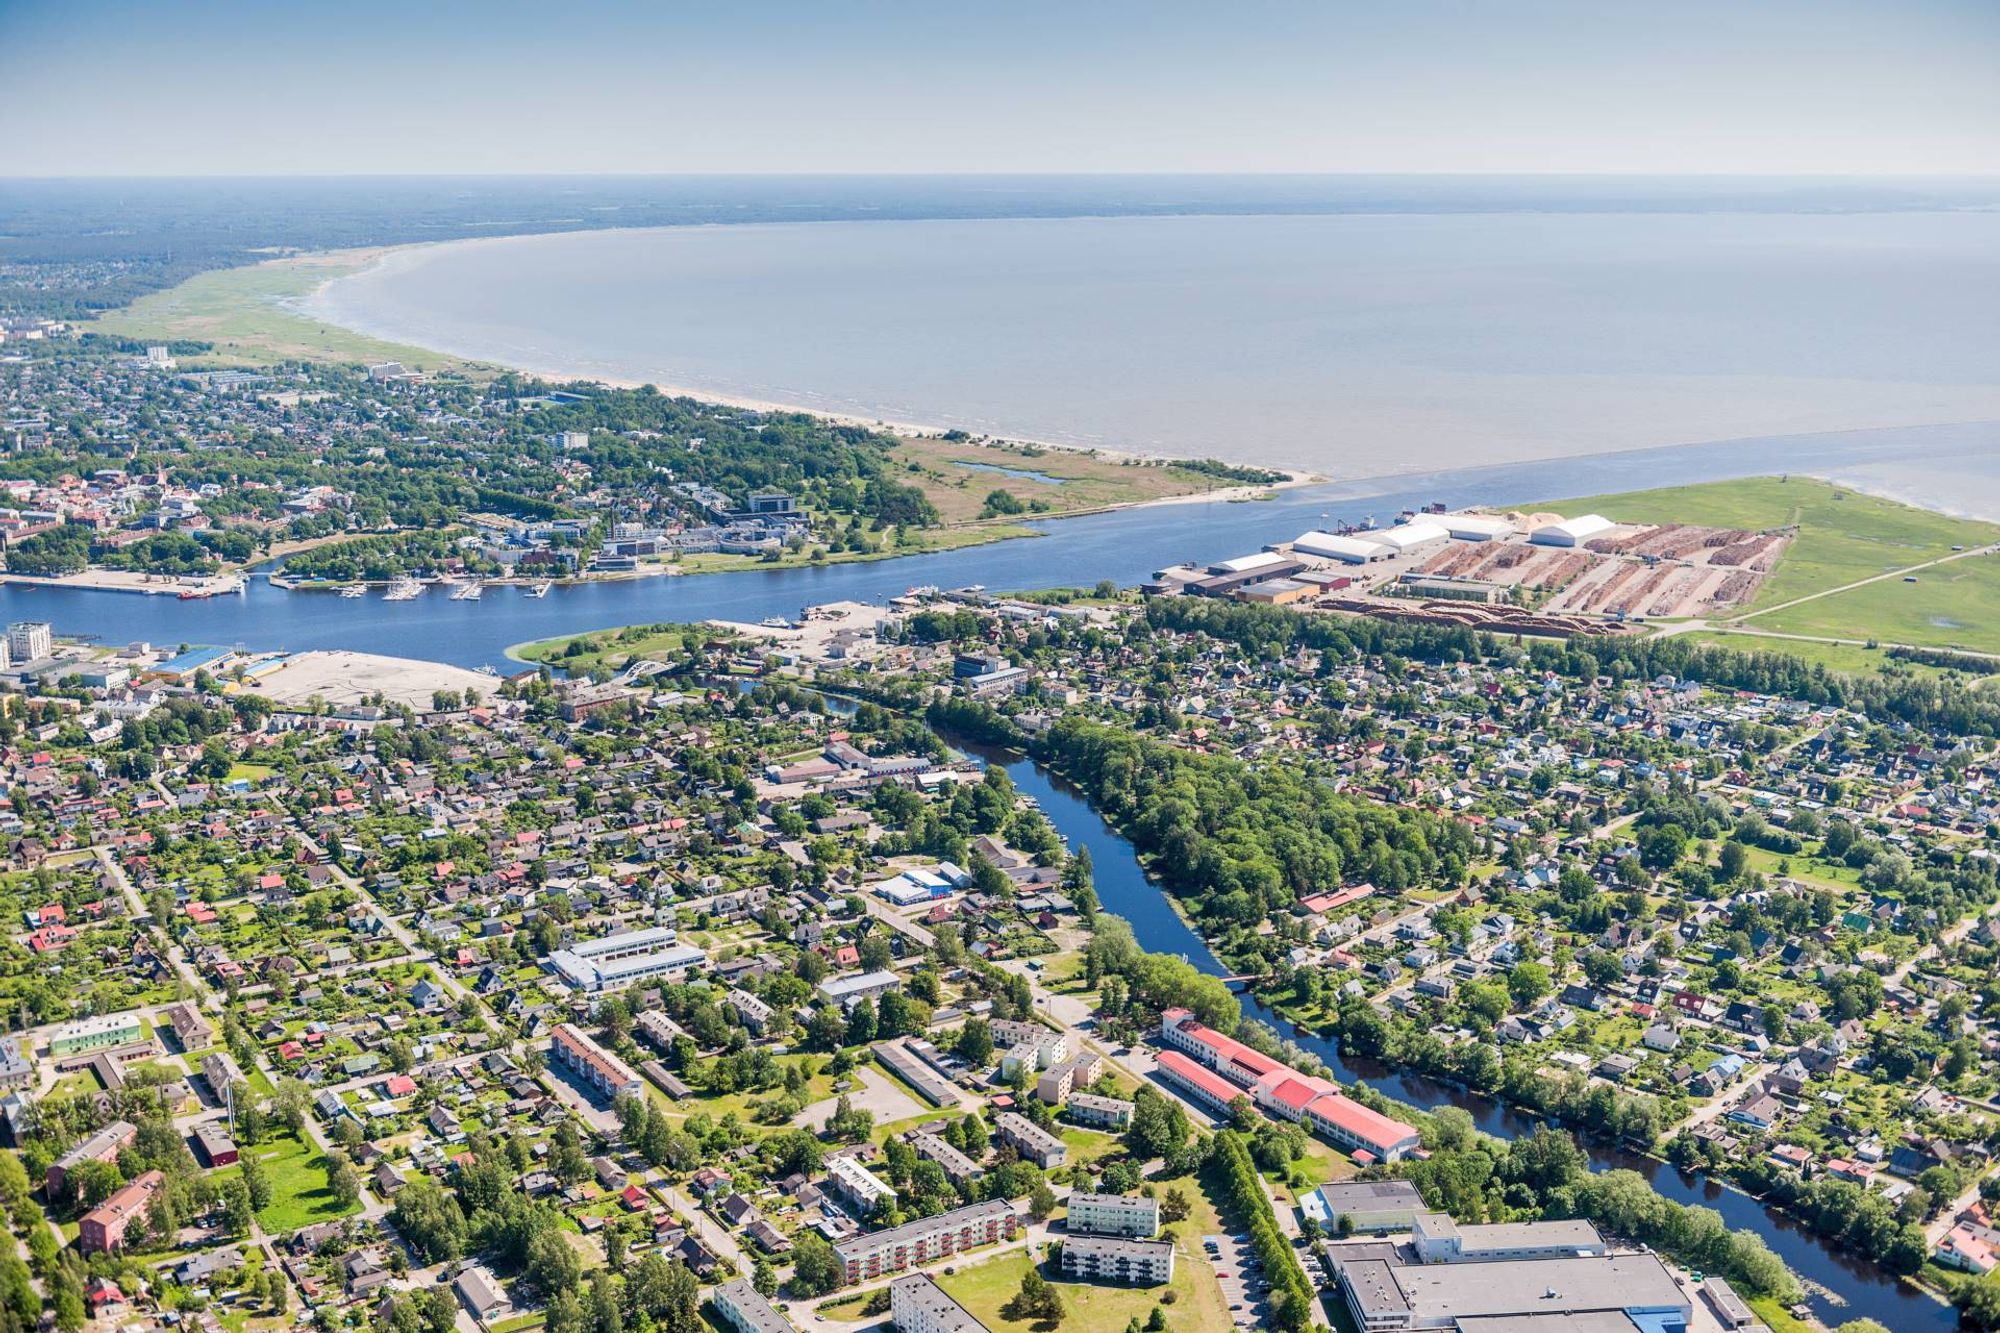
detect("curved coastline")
(299, 209), (2000, 486)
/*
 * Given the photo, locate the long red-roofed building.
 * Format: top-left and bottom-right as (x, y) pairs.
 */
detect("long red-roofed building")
(1159, 1010), (1419, 1162)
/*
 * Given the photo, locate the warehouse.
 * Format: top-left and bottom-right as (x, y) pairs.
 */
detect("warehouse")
(1440, 513), (1515, 542)
(1292, 530), (1391, 564)
(1371, 520), (1449, 553)
(1531, 513), (1616, 547)
(1190, 558), (1305, 597)
(1236, 577), (1313, 605)
(1396, 574), (1503, 604)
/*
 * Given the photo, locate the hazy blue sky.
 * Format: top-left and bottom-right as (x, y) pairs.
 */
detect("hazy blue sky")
(4, 0), (1996, 176)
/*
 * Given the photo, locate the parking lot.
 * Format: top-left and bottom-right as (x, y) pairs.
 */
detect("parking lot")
(1203, 1232), (1269, 1330)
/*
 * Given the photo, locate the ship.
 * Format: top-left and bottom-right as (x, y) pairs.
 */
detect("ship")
(383, 577), (424, 602)
(337, 584), (367, 599)
(450, 581), (483, 601)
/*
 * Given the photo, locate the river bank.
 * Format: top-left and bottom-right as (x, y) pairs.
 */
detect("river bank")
(972, 741), (1954, 1333)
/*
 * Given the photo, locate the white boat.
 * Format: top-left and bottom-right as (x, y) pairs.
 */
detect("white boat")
(760, 616), (792, 629)
(383, 577), (424, 602)
(526, 581), (553, 598)
(337, 584), (367, 599)
(450, 581), (483, 601)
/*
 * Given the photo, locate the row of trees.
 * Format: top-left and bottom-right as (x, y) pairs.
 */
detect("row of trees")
(1205, 1131), (1316, 1331)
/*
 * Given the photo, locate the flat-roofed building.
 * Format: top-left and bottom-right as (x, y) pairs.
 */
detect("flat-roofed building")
(833, 1200), (1018, 1284)
(890, 1273), (990, 1333)
(1067, 1192), (1158, 1239)
(1411, 1213), (1606, 1264)
(874, 1039), (961, 1107)
(1304, 1180), (1426, 1233)
(549, 935), (707, 993)
(1060, 1234), (1175, 1286)
(550, 1023), (643, 1102)
(1066, 1093), (1133, 1130)
(1327, 1243), (1689, 1333)
(713, 1277), (796, 1333)
(995, 1113), (1065, 1168)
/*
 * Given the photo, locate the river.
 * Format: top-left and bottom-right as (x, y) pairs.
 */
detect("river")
(9, 419), (2000, 664)
(979, 749), (1947, 1331)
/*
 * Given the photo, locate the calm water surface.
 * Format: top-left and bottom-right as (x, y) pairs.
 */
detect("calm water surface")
(310, 207), (2000, 476)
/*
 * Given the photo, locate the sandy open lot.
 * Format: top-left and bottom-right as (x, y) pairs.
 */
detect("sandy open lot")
(246, 650), (497, 712)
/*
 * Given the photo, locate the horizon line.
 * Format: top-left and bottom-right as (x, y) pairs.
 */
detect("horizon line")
(5, 169), (2000, 184)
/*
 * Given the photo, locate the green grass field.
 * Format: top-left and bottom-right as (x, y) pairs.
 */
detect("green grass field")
(92, 252), (487, 373)
(1532, 476), (2000, 652)
(240, 1131), (361, 1235)
(1668, 630), (1992, 683)
(1754, 553), (2000, 655)
(936, 1245), (1226, 1333)
(510, 622), (715, 673)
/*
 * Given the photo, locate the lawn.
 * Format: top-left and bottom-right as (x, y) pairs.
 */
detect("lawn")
(92, 251), (488, 373)
(1668, 630), (1979, 683)
(509, 622), (720, 674)
(936, 1243), (1227, 1333)
(1529, 476), (2000, 618)
(240, 1131), (361, 1235)
(891, 434), (1279, 528)
(1752, 552), (2000, 655)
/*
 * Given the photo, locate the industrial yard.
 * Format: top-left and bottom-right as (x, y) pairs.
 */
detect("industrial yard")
(1149, 506), (1792, 636)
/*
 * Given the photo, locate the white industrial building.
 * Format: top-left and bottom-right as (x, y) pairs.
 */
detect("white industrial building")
(1371, 520), (1450, 553)
(1292, 530), (1391, 564)
(1440, 513), (1514, 541)
(1531, 513), (1616, 547)
(1209, 551), (1292, 577)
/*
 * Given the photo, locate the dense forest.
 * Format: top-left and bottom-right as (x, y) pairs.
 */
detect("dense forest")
(1030, 715), (1476, 933)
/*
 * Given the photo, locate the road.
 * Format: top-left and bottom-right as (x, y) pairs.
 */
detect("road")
(1727, 541), (2000, 626)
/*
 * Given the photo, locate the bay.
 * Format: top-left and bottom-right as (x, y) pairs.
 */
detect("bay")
(308, 200), (2000, 479)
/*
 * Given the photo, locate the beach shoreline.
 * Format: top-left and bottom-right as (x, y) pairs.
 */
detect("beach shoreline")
(292, 238), (1323, 490)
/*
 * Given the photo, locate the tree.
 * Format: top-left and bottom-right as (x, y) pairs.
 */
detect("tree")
(221, 1177), (254, 1235)
(241, 1147), (273, 1211)
(328, 1151), (362, 1208)
(1507, 961), (1551, 1008)
(790, 1231), (843, 1296)
(1029, 1180), (1057, 1221)
(1001, 1270), (1064, 1325)
(826, 1094), (874, 1143)
(954, 1019), (995, 1066)
(394, 1177), (469, 1262)
(752, 1257), (779, 1298)
(1160, 1187), (1191, 1224)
